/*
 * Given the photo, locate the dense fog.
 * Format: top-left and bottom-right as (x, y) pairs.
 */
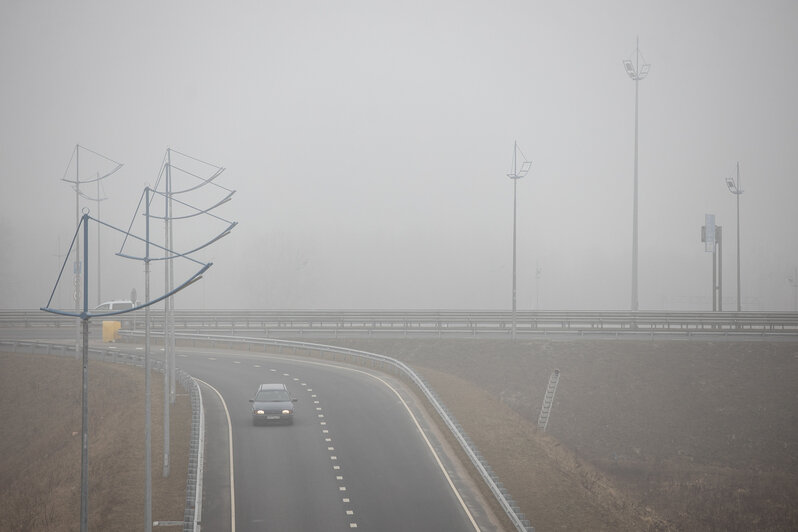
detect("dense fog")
(1, 1), (797, 310)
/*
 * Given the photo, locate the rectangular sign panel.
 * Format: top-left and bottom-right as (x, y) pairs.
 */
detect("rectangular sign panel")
(704, 214), (715, 252)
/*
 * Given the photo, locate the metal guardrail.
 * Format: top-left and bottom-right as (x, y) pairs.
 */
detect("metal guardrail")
(183, 368), (204, 532)
(0, 340), (204, 532)
(122, 330), (536, 532)
(3, 309), (798, 337)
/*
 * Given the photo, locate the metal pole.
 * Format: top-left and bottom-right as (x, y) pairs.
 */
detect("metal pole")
(712, 236), (717, 312)
(719, 229), (723, 311)
(505, 140), (531, 338)
(793, 267), (797, 312)
(736, 162), (741, 311)
(535, 262), (541, 310)
(97, 176), (101, 306)
(631, 37), (640, 312)
(512, 166), (518, 340)
(75, 146), (81, 353)
(163, 153), (171, 478)
(794, 267), (798, 312)
(80, 213), (89, 532)
(145, 188), (152, 532)
(169, 183), (175, 405)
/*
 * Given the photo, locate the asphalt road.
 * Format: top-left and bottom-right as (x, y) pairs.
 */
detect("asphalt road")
(176, 347), (496, 532)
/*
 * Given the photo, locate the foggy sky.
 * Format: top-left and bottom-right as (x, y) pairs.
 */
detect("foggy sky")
(1, 1), (797, 311)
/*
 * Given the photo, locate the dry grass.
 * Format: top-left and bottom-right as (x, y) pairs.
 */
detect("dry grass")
(0, 352), (190, 532)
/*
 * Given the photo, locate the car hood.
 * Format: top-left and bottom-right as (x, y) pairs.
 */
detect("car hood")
(252, 400), (294, 411)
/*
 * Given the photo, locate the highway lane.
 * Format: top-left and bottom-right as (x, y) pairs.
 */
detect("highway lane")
(0, 328), (502, 529)
(177, 348), (494, 532)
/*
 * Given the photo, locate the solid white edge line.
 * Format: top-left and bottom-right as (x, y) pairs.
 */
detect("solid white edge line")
(194, 379), (205, 532)
(363, 371), (482, 532)
(195, 378), (236, 532)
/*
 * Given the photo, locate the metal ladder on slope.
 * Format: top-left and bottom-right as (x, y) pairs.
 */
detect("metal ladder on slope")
(537, 369), (560, 432)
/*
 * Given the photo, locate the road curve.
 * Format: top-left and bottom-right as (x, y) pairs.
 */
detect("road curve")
(176, 347), (500, 532)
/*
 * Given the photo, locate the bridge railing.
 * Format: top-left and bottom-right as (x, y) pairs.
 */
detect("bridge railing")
(4, 309), (798, 336)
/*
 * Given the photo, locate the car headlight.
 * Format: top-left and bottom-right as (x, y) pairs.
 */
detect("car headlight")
(282, 409), (291, 415)
(256, 409), (265, 415)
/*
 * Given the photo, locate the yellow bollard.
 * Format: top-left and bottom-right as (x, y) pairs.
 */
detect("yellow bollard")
(102, 321), (122, 342)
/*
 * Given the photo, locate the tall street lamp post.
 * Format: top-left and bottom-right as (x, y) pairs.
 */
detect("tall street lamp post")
(789, 267), (798, 312)
(507, 141), (532, 340)
(623, 37), (650, 311)
(725, 162), (743, 311)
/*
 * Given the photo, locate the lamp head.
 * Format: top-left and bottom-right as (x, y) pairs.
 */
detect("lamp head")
(623, 60), (636, 78)
(520, 160), (532, 175)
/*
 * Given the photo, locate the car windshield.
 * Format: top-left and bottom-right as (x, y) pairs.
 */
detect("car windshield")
(255, 390), (290, 402)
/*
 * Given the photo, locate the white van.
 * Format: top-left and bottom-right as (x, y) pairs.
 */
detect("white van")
(94, 300), (135, 312)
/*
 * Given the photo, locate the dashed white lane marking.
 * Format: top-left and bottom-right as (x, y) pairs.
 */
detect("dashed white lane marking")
(194, 360), (365, 532)
(135, 347), (143, 350)
(266, 354), (479, 531)
(302, 386), (358, 528)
